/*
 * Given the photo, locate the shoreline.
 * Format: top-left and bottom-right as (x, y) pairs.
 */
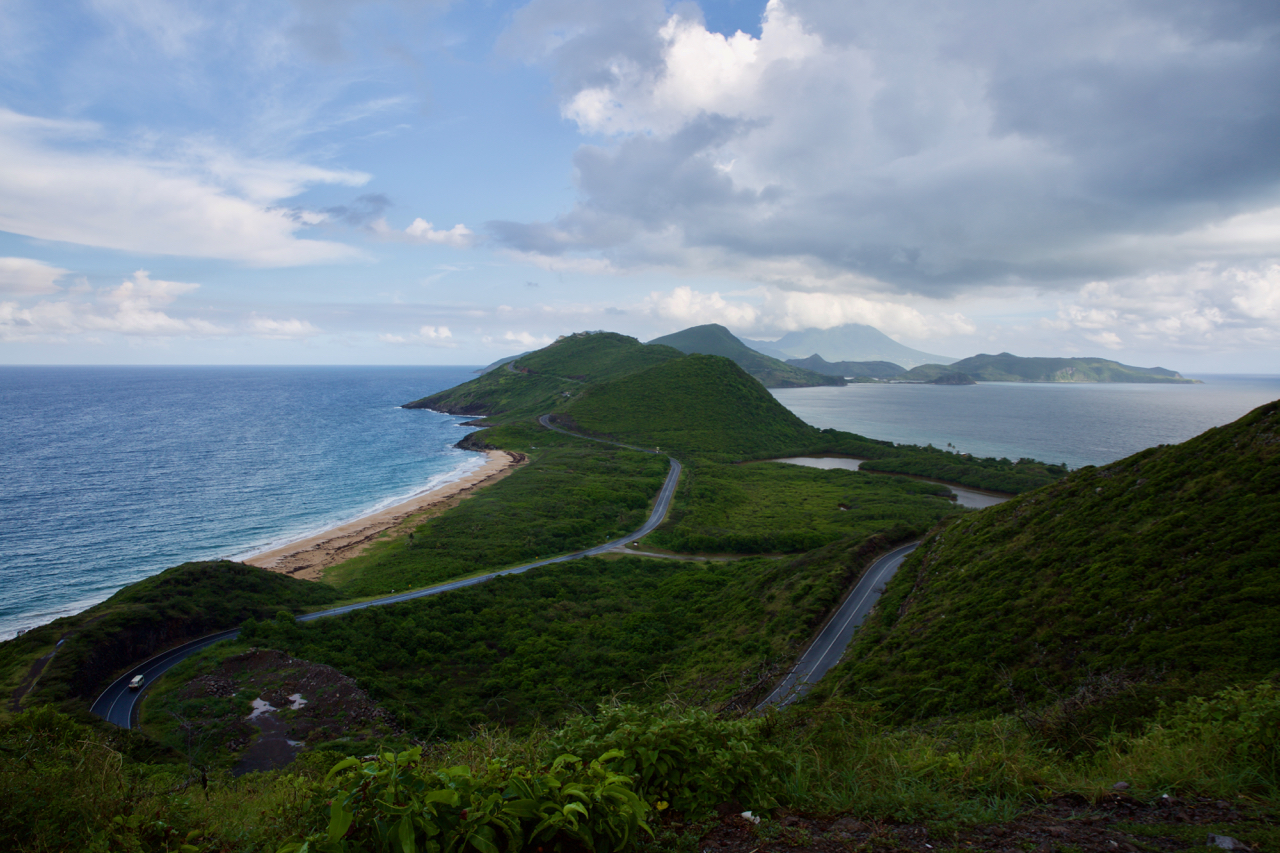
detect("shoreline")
(244, 449), (525, 581)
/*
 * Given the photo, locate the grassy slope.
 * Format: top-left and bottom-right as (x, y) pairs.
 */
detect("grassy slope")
(648, 324), (844, 388)
(645, 459), (958, 554)
(560, 354), (822, 457)
(825, 399), (1280, 719)
(405, 332), (683, 418)
(902, 352), (1194, 383)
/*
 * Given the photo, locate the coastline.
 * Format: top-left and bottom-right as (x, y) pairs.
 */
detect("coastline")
(244, 449), (525, 581)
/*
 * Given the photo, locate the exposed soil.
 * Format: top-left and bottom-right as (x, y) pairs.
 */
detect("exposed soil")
(171, 648), (407, 774)
(685, 794), (1273, 852)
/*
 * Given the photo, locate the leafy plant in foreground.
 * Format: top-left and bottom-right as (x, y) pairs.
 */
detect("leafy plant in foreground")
(281, 747), (650, 853)
(550, 704), (784, 817)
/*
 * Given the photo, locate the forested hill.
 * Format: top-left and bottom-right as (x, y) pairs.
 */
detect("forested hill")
(900, 352), (1195, 383)
(646, 323), (844, 388)
(828, 398), (1280, 718)
(555, 354), (823, 457)
(403, 331), (683, 417)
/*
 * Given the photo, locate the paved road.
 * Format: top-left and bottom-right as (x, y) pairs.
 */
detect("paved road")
(757, 541), (920, 709)
(91, 423), (682, 729)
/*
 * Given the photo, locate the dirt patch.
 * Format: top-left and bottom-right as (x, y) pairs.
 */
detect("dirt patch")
(685, 793), (1271, 852)
(171, 648), (407, 774)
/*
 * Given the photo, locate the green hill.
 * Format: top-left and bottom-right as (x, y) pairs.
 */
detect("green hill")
(785, 354), (904, 379)
(404, 331), (683, 418)
(557, 354), (822, 457)
(900, 352), (1195, 383)
(648, 324), (844, 388)
(828, 398), (1280, 720)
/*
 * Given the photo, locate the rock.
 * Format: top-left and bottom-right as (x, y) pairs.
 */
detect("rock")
(1207, 835), (1251, 851)
(1112, 781), (1130, 791)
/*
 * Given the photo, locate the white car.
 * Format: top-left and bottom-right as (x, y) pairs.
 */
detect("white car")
(128, 675), (145, 690)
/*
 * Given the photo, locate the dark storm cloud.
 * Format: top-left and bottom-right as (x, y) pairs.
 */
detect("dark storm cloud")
(495, 0), (1280, 296)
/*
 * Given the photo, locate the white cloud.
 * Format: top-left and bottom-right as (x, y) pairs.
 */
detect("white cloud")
(371, 217), (475, 248)
(1046, 264), (1280, 350)
(420, 324), (452, 339)
(504, 330), (555, 348)
(0, 257), (69, 295)
(645, 284), (975, 340)
(0, 108), (368, 266)
(245, 314), (319, 339)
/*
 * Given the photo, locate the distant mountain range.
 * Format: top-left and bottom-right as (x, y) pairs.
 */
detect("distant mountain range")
(646, 324), (844, 388)
(741, 324), (955, 369)
(783, 354), (905, 380)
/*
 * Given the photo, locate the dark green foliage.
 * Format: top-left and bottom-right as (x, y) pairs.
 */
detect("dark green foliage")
(899, 352), (1194, 383)
(333, 446), (669, 598)
(551, 703), (784, 815)
(858, 452), (1067, 493)
(829, 399), (1280, 719)
(32, 561), (340, 705)
(230, 538), (904, 737)
(405, 332), (683, 418)
(561, 355), (821, 457)
(287, 747), (651, 853)
(647, 323), (844, 388)
(647, 459), (956, 554)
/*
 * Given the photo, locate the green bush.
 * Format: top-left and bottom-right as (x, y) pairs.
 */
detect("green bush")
(281, 746), (650, 853)
(550, 704), (784, 816)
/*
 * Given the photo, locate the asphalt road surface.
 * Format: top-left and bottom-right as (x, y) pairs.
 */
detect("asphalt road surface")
(757, 541), (921, 709)
(91, 420), (682, 729)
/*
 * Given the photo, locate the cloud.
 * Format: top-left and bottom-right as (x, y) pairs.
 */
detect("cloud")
(0, 269), (329, 342)
(646, 284), (976, 340)
(377, 324), (458, 347)
(504, 330), (555, 348)
(245, 314), (320, 339)
(0, 257), (69, 295)
(371, 217), (475, 248)
(496, 0), (1280, 304)
(1045, 263), (1280, 350)
(0, 108), (368, 266)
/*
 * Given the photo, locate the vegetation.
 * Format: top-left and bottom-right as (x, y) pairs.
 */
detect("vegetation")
(826, 399), (1280, 721)
(231, 535), (911, 738)
(646, 323), (844, 388)
(899, 352), (1196, 383)
(645, 459), (957, 554)
(405, 332), (682, 419)
(330, 429), (668, 598)
(560, 355), (821, 458)
(9, 561), (339, 709)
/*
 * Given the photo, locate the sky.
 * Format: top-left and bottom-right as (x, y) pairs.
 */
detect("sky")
(1, 0), (1278, 372)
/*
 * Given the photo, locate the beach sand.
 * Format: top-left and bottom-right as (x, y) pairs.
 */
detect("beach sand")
(245, 450), (525, 581)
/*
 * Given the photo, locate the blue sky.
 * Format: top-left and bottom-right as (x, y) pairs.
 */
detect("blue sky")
(2, 0), (1279, 371)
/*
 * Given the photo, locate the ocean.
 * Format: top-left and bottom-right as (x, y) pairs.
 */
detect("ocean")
(771, 375), (1280, 469)
(3, 367), (1278, 641)
(0, 366), (481, 640)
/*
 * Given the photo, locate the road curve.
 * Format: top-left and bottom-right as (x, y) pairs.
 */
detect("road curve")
(92, 420), (682, 729)
(757, 541), (920, 709)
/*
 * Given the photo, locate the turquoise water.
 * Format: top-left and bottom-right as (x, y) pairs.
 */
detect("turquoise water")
(772, 375), (1280, 469)
(0, 366), (481, 640)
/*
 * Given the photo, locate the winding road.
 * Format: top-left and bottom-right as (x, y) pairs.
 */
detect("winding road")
(756, 541), (921, 709)
(92, 411), (943, 728)
(91, 420), (681, 729)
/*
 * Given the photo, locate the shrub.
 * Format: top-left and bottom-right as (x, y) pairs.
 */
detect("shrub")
(550, 704), (784, 816)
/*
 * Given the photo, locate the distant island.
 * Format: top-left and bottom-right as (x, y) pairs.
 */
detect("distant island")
(898, 352), (1196, 384)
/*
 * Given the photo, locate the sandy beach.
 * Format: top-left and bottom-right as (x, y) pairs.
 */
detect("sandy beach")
(245, 449), (525, 581)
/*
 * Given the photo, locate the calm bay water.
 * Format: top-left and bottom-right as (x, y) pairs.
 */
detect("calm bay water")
(0, 366), (481, 640)
(772, 375), (1280, 470)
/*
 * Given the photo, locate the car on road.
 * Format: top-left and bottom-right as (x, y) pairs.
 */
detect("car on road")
(128, 675), (144, 690)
